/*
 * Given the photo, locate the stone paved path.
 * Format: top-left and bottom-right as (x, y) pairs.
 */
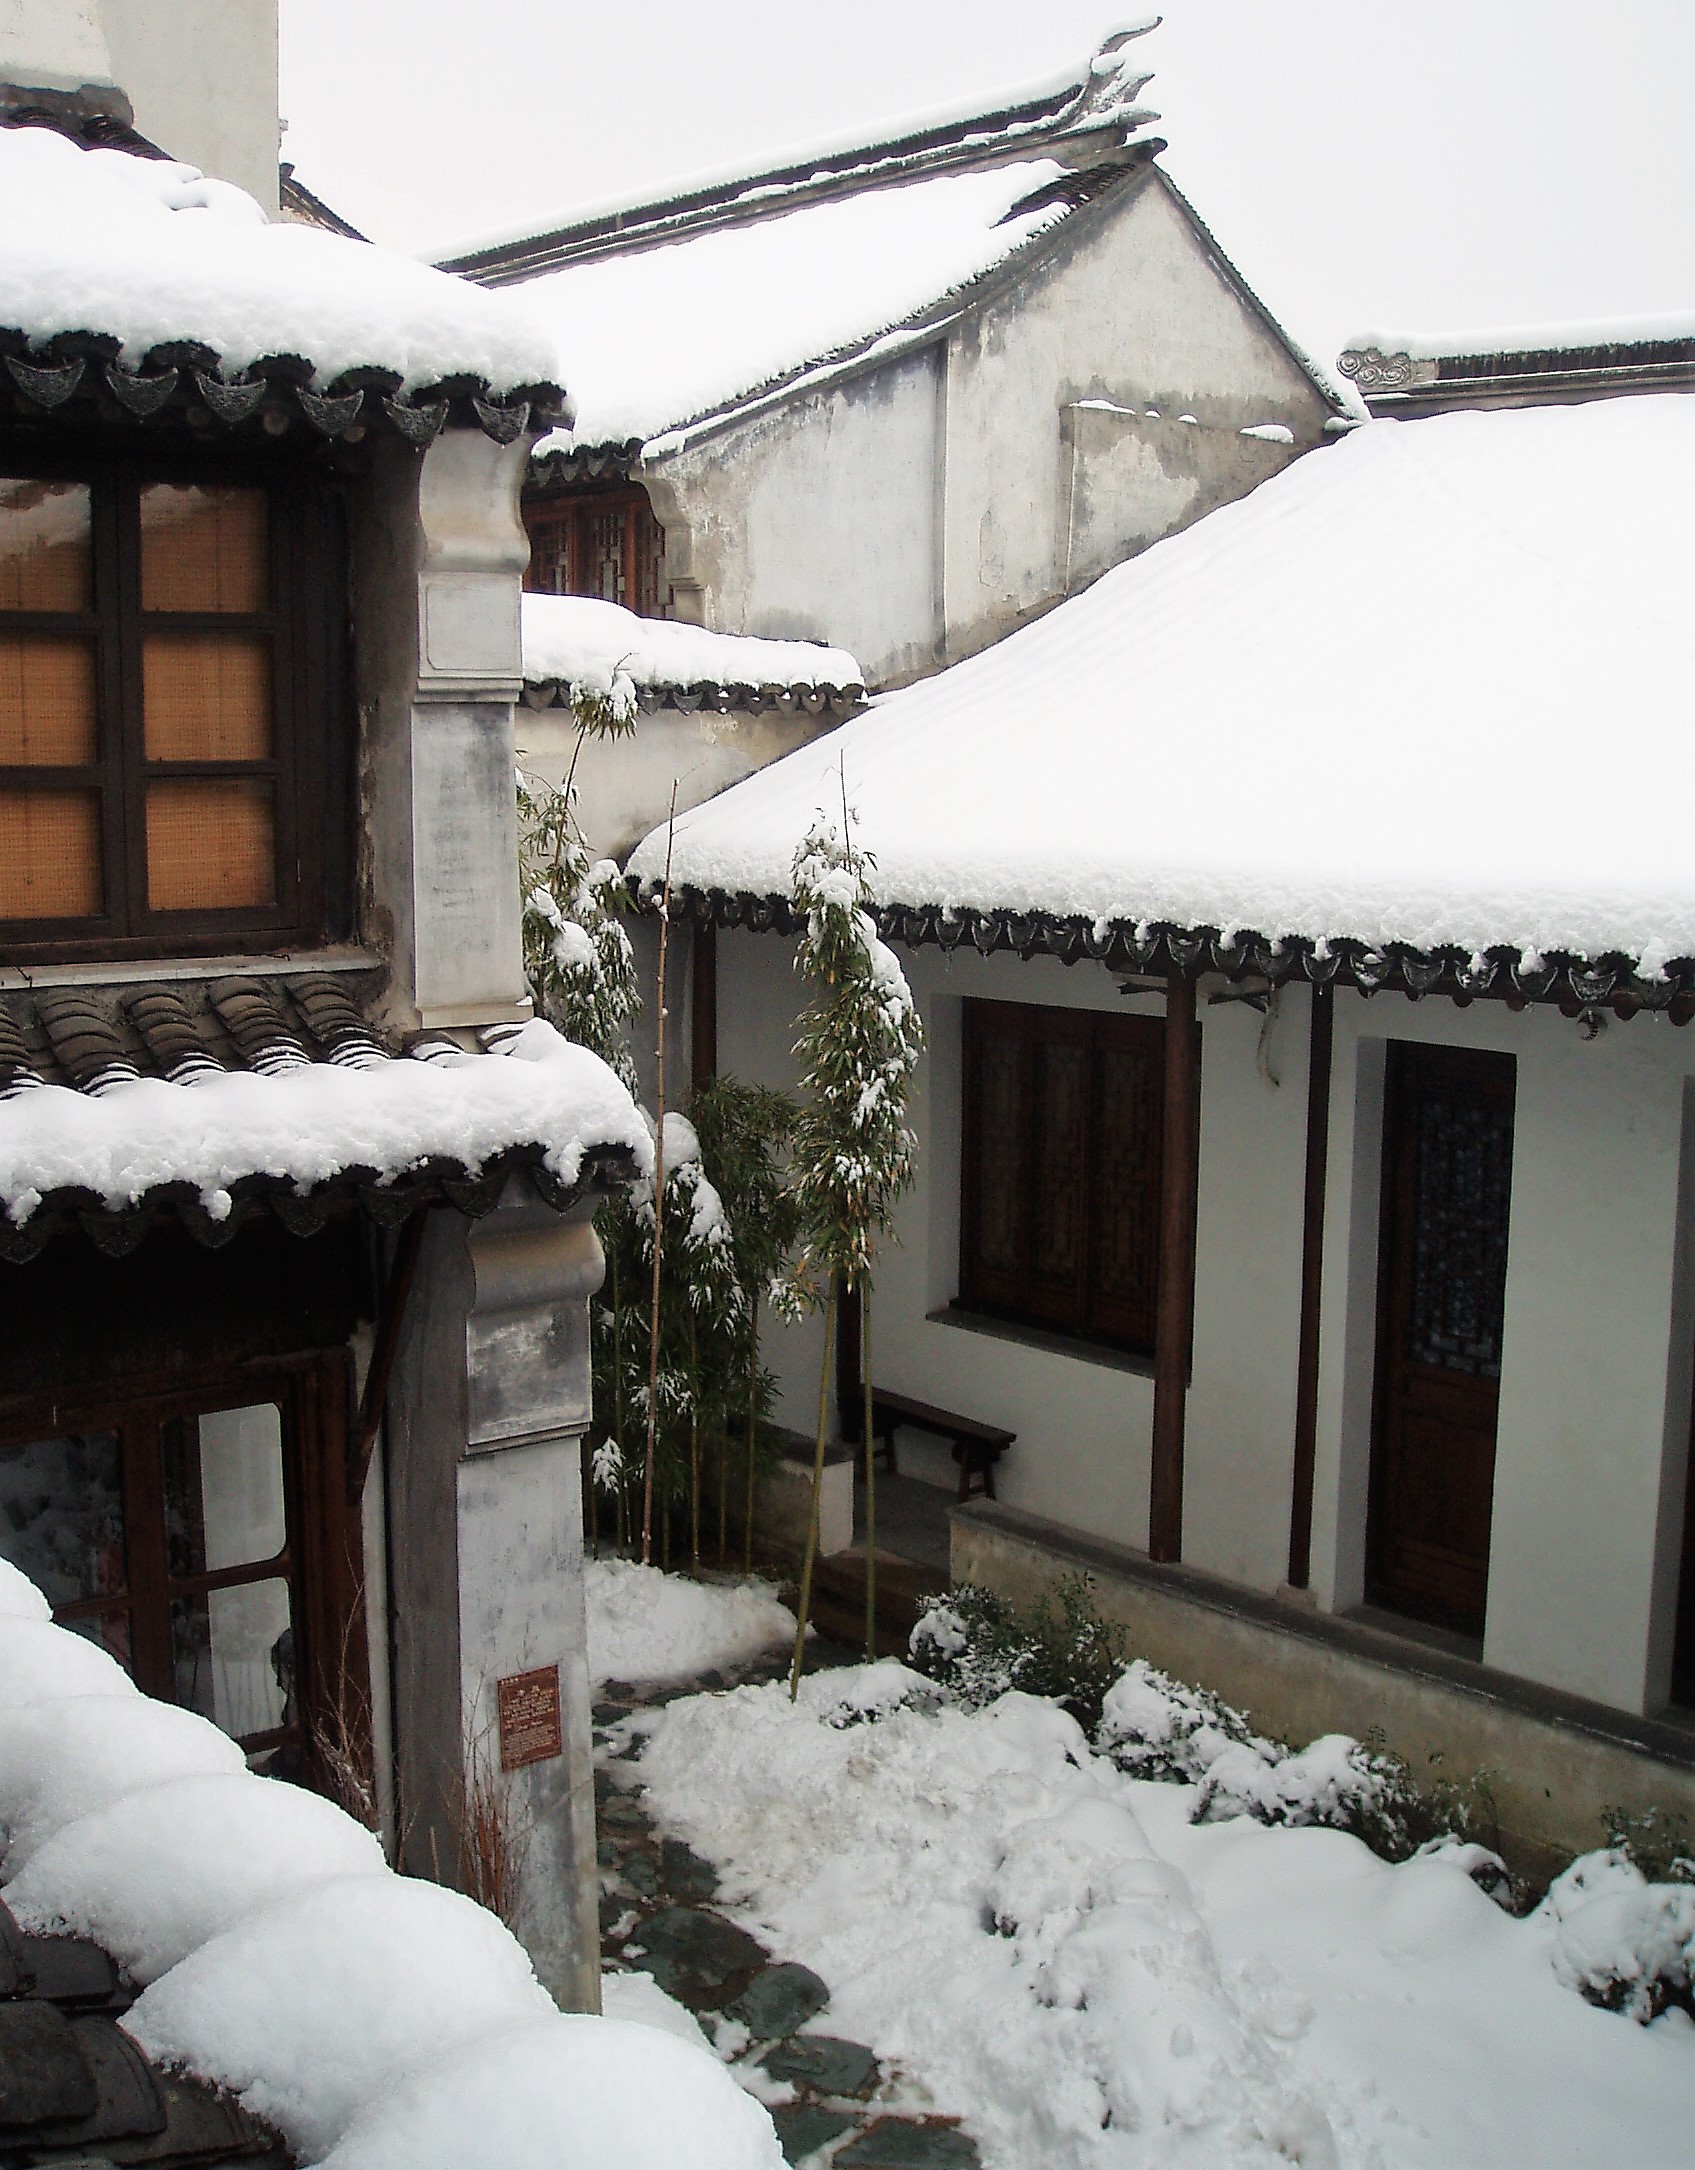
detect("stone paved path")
(594, 1650), (982, 2169)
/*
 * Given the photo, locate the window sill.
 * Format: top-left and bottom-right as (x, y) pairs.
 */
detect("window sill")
(0, 944), (383, 993)
(926, 1304), (1156, 1379)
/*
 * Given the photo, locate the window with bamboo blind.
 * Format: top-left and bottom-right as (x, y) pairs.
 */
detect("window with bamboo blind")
(959, 998), (1165, 1354)
(0, 455), (349, 959)
(522, 483), (668, 617)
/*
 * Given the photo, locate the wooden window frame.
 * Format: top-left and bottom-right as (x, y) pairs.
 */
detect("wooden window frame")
(0, 1351), (364, 1778)
(522, 480), (668, 618)
(958, 997), (1166, 1357)
(0, 438), (352, 965)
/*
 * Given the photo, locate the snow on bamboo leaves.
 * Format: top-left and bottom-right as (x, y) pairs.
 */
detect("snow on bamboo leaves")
(516, 761), (640, 1089)
(787, 818), (923, 1295)
(783, 812), (924, 1691)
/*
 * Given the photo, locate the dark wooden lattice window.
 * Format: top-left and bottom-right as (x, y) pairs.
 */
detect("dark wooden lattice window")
(523, 483), (667, 616)
(959, 999), (1164, 1353)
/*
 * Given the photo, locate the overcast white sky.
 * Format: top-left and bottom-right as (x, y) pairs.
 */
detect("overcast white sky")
(278, 1), (1695, 372)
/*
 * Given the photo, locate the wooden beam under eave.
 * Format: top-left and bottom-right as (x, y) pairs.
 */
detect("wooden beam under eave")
(1286, 980), (1334, 1588)
(1150, 969), (1200, 1562)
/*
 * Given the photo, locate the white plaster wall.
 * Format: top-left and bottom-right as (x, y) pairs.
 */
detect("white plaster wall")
(1310, 992), (1695, 1716)
(102, 0), (279, 208)
(1184, 984), (1311, 1590)
(646, 345), (944, 688)
(714, 931), (1308, 1570)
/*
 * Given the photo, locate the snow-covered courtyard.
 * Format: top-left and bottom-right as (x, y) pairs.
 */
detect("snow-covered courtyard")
(589, 1563), (1695, 2169)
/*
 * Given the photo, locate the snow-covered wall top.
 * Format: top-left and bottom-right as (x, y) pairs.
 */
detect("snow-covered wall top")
(0, 1570), (783, 2169)
(0, 126), (566, 398)
(627, 395), (1695, 977)
(522, 159), (1073, 452)
(521, 594), (862, 703)
(0, 1020), (648, 1232)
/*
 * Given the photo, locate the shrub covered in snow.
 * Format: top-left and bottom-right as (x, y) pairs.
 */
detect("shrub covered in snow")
(911, 1580), (1510, 1885)
(1543, 1849), (1695, 2024)
(909, 1575), (1127, 1729)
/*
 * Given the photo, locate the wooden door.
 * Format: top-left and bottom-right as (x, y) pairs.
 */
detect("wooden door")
(1367, 1044), (1516, 1638)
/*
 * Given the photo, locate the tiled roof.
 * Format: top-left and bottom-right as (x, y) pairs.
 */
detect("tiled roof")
(0, 980), (641, 1261)
(0, 1895), (287, 2166)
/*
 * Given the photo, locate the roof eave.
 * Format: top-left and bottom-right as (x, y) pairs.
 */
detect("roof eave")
(657, 882), (1692, 1025)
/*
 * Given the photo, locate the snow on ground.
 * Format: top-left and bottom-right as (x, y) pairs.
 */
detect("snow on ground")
(0, 127), (563, 395)
(522, 593), (863, 709)
(634, 1663), (1695, 2170)
(627, 394), (1695, 977)
(521, 159), (1074, 451)
(0, 1019), (648, 1229)
(0, 1584), (781, 2170)
(585, 1557), (795, 1692)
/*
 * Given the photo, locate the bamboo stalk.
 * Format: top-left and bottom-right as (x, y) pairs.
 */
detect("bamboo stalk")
(641, 786), (678, 1567)
(862, 1281), (877, 1661)
(789, 1291), (837, 1700)
(743, 1299), (760, 1573)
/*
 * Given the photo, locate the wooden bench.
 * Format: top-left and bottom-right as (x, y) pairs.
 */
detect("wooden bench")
(841, 1387), (1015, 1503)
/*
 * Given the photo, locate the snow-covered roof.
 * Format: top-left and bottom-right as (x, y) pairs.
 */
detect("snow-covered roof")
(626, 395), (1695, 998)
(0, 125), (568, 443)
(521, 593), (864, 717)
(0, 980), (647, 1256)
(441, 28), (1172, 458)
(0, 1566), (783, 2170)
(497, 159), (1088, 457)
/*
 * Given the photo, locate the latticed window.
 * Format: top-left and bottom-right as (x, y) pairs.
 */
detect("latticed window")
(959, 998), (1165, 1353)
(0, 455), (348, 960)
(523, 483), (667, 616)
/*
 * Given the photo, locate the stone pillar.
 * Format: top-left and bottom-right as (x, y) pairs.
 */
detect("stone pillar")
(386, 1181), (606, 2012)
(457, 1188), (604, 2010)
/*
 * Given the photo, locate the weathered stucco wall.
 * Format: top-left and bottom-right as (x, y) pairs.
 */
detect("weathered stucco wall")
(938, 171), (1333, 663)
(715, 924), (1695, 1726)
(647, 345), (945, 687)
(641, 169), (1333, 689)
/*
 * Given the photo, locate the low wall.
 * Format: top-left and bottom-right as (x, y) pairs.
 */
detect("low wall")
(953, 1499), (1695, 1868)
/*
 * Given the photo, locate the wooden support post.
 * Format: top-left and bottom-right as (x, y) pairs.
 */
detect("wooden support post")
(1149, 969), (1199, 1562)
(691, 918), (718, 1090)
(1287, 981), (1334, 1589)
(347, 1209), (428, 1505)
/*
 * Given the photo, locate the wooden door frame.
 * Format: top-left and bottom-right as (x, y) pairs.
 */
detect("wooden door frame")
(1365, 1040), (1515, 1639)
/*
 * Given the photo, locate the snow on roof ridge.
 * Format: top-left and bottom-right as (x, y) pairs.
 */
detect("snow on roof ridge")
(1343, 310), (1695, 363)
(624, 395), (1695, 983)
(434, 22), (1161, 272)
(0, 124), (570, 405)
(521, 593), (863, 699)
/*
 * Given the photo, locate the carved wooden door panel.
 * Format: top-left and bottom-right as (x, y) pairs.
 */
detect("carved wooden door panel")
(1368, 1044), (1516, 1638)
